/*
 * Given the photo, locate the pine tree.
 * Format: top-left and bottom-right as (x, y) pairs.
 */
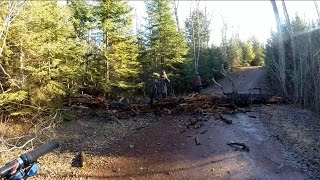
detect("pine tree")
(226, 35), (242, 69)
(68, 0), (95, 41)
(97, 0), (140, 96)
(145, 0), (187, 76)
(291, 14), (307, 34)
(1, 1), (84, 112)
(250, 37), (265, 66)
(241, 40), (255, 66)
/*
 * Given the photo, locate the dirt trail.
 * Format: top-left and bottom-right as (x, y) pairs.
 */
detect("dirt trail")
(69, 66), (303, 179)
(3, 66), (319, 179)
(204, 66), (269, 94)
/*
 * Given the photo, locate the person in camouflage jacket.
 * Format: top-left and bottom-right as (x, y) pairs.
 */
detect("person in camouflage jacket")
(150, 70), (170, 104)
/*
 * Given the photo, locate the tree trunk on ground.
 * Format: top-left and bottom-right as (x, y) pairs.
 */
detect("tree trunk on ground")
(65, 93), (287, 118)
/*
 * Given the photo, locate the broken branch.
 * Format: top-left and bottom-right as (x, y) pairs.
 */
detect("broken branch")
(227, 141), (250, 151)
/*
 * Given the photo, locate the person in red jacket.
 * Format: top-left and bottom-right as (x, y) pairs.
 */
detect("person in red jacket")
(193, 71), (202, 93)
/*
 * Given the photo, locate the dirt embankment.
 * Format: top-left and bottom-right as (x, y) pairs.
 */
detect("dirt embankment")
(1, 66), (319, 180)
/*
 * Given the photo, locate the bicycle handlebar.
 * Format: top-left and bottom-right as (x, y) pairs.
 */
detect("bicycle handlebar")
(0, 162), (17, 179)
(23, 139), (60, 164)
(0, 139), (60, 178)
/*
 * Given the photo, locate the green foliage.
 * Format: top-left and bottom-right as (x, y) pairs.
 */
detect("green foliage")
(0, 90), (31, 117)
(199, 46), (227, 83)
(241, 40), (255, 66)
(184, 7), (212, 75)
(30, 81), (66, 106)
(0, 0), (269, 121)
(0, 1), (85, 117)
(96, 0), (140, 97)
(68, 0), (95, 40)
(226, 35), (242, 68)
(291, 14), (308, 33)
(183, 8), (228, 91)
(145, 0), (187, 71)
(225, 35), (265, 68)
(177, 46), (227, 93)
(250, 37), (265, 66)
(0, 90), (28, 107)
(265, 14), (320, 113)
(140, 0), (187, 93)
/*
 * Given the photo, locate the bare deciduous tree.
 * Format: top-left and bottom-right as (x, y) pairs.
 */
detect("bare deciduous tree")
(172, 0), (180, 31)
(0, 0), (25, 89)
(220, 15), (228, 57)
(282, 0), (298, 102)
(189, 1), (201, 73)
(270, 0), (287, 96)
(314, 0), (320, 24)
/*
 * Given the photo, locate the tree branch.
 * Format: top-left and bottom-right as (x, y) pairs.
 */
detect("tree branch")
(0, 136), (36, 153)
(220, 65), (237, 93)
(212, 77), (225, 94)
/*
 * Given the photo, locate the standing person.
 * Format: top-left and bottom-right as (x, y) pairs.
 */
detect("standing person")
(158, 70), (170, 98)
(150, 76), (158, 105)
(150, 70), (170, 105)
(193, 72), (202, 93)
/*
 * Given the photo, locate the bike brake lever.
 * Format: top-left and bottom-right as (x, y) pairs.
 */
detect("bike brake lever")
(26, 163), (38, 178)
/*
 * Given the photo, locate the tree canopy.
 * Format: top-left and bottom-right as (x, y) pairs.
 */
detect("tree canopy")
(0, 0), (268, 120)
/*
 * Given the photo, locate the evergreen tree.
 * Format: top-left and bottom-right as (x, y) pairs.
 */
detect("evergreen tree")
(291, 14), (308, 34)
(241, 40), (255, 66)
(144, 0), (187, 77)
(68, 0), (96, 41)
(226, 35), (242, 69)
(97, 0), (140, 96)
(250, 37), (265, 66)
(1, 1), (84, 115)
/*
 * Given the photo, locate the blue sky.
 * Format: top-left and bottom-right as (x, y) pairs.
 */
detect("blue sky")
(128, 1), (319, 45)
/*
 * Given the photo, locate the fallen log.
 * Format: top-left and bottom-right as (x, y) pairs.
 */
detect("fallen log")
(65, 94), (107, 108)
(214, 93), (287, 107)
(230, 93), (287, 106)
(65, 93), (286, 118)
(227, 142), (250, 152)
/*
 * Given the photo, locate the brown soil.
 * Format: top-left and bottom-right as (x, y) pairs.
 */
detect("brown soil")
(1, 66), (319, 180)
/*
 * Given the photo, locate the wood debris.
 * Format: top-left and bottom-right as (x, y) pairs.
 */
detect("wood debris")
(64, 93), (287, 118)
(194, 137), (201, 145)
(227, 142), (250, 152)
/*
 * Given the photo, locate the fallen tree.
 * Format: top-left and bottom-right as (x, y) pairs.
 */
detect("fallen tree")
(64, 93), (287, 118)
